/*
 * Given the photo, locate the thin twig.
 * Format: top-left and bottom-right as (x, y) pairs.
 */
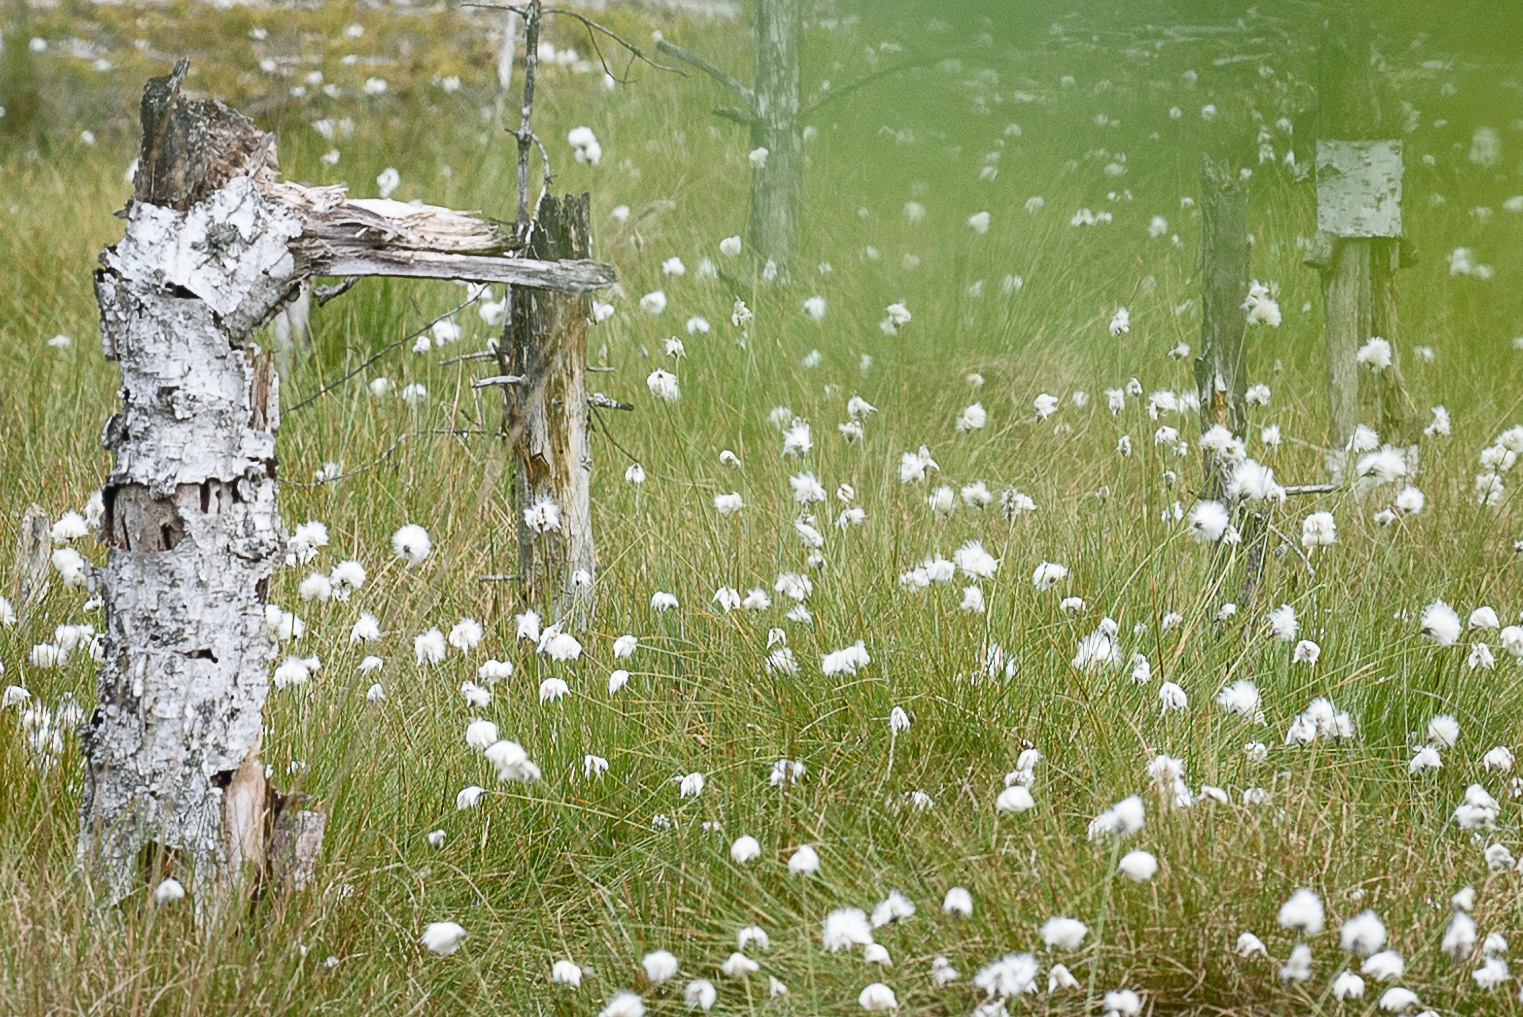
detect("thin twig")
(438, 350), (500, 366)
(313, 276), (359, 307)
(1263, 519), (1317, 577)
(286, 298), (477, 413)
(479, 574), (520, 583)
(461, 3), (679, 79)
(802, 57), (929, 118)
(1282, 483), (1341, 496)
(654, 38), (757, 113)
(284, 429), (490, 487)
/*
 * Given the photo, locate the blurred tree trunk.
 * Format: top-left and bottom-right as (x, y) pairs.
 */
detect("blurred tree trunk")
(748, 0), (802, 274)
(1195, 155), (1249, 501)
(0, 0), (41, 142)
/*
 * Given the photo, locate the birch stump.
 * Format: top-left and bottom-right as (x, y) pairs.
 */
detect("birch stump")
(503, 194), (596, 621)
(1195, 155), (1250, 501)
(79, 64), (613, 904)
(80, 63), (305, 905)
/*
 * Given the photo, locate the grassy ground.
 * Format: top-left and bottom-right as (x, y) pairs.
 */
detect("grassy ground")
(3, 1), (1523, 1014)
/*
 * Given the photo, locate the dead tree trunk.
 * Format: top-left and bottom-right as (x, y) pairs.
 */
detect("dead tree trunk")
(748, 0), (802, 273)
(81, 63), (308, 906)
(504, 195), (596, 621)
(1309, 9), (1417, 453)
(1195, 155), (1250, 501)
(79, 62), (613, 906)
(654, 0), (804, 275)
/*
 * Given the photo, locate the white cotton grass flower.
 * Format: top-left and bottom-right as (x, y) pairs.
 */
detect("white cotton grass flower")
(675, 772), (705, 797)
(956, 402), (987, 432)
(857, 983), (897, 1012)
(973, 953), (1040, 999)
(1377, 987), (1420, 1013)
(788, 844), (820, 876)
(153, 877), (186, 905)
(448, 618), (483, 653)
(729, 835), (760, 864)
(642, 950), (679, 983)
(552, 960), (583, 988)
(391, 524), (431, 564)
(1217, 680), (1260, 717)
(1341, 911), (1387, 956)
(1041, 916), (1089, 950)
(943, 887), (973, 916)
(1267, 604), (1298, 641)
(870, 890), (916, 928)
(1236, 933), (1267, 957)
(1301, 511), (1336, 548)
(684, 979), (716, 1010)
(414, 628), (447, 665)
(1356, 336), (1393, 370)
(1279, 944), (1313, 983)
(598, 991), (646, 1017)
(1032, 561), (1068, 590)
(996, 785), (1035, 814)
(647, 369), (679, 401)
(1421, 600), (1462, 646)
(1102, 988), (1143, 1016)
(539, 677), (569, 703)
(1277, 889), (1325, 935)
(1117, 850), (1158, 881)
(1363, 950), (1405, 981)
(1187, 500), (1230, 542)
(485, 740), (540, 782)
(1332, 971), (1365, 1000)
(420, 921), (467, 956)
(1427, 713), (1460, 748)
(822, 908), (873, 951)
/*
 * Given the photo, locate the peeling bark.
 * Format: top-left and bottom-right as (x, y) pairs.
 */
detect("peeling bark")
(79, 62), (305, 907)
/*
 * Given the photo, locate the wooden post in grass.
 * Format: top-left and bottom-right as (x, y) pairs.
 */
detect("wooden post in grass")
(80, 61), (612, 907)
(1195, 155), (1250, 501)
(1307, 8), (1418, 456)
(502, 194), (597, 622)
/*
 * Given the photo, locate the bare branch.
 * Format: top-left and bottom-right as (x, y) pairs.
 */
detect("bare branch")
(461, 3), (679, 80)
(654, 38), (757, 114)
(305, 248), (614, 291)
(802, 57), (929, 119)
(589, 392), (633, 411)
(1282, 483), (1341, 496)
(313, 276), (359, 307)
(712, 104), (756, 127)
(473, 374), (526, 389)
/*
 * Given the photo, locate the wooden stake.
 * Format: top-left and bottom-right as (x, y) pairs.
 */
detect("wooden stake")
(504, 195), (596, 622)
(1194, 155), (1249, 501)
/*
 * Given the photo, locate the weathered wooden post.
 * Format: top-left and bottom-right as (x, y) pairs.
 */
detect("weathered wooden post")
(1195, 155), (1250, 500)
(1306, 10), (1418, 454)
(502, 195), (596, 620)
(81, 62), (612, 906)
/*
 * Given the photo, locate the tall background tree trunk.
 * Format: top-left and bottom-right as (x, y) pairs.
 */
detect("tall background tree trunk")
(748, 0), (802, 274)
(506, 194), (596, 622)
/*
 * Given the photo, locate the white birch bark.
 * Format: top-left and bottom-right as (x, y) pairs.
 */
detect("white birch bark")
(81, 173), (299, 905)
